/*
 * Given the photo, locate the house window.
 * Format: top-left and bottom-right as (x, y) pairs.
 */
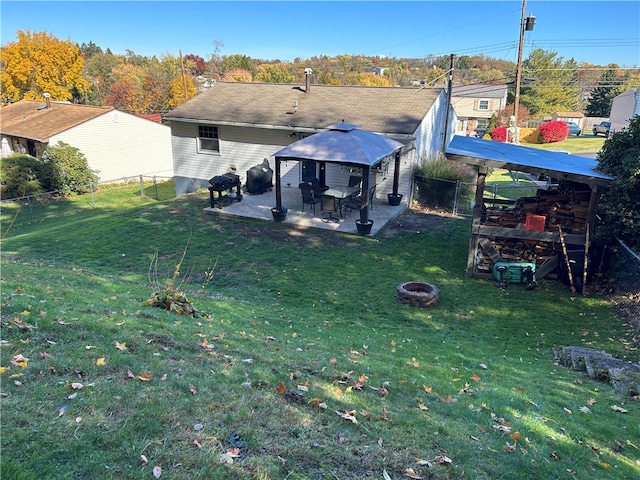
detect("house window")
(478, 99), (489, 111)
(198, 125), (219, 154)
(476, 119), (488, 130)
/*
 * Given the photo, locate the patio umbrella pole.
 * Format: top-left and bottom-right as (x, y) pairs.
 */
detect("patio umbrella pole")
(359, 166), (371, 224)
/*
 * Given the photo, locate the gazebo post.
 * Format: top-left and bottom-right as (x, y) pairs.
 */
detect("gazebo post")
(355, 166), (374, 234)
(271, 157), (287, 221)
(388, 150), (403, 205)
(274, 157), (282, 210)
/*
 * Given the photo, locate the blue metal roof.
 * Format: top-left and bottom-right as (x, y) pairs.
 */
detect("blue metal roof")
(445, 136), (611, 187)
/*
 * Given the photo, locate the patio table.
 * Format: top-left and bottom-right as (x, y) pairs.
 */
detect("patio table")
(323, 185), (360, 217)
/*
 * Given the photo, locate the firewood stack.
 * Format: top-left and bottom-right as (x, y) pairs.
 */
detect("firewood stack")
(484, 181), (591, 234)
(477, 181), (592, 274)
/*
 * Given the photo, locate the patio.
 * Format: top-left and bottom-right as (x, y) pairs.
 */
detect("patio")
(203, 184), (409, 236)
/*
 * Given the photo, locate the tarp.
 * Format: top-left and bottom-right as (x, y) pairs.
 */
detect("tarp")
(273, 123), (403, 166)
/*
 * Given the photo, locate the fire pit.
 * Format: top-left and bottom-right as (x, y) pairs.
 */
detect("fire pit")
(396, 281), (439, 307)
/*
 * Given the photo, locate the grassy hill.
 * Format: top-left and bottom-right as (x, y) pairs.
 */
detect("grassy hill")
(1, 181), (638, 479)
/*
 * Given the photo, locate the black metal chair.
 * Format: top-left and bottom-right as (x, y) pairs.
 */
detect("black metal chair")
(299, 182), (321, 213)
(309, 178), (328, 200)
(348, 175), (362, 194)
(342, 184), (376, 215)
(320, 195), (340, 223)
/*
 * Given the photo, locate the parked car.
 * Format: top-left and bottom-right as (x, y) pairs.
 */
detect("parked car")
(593, 121), (611, 137)
(565, 121), (582, 136)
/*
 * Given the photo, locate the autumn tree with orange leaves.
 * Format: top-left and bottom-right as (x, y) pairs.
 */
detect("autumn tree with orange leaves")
(0, 30), (88, 104)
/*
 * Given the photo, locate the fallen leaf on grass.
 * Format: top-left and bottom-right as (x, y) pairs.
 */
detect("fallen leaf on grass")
(10, 354), (28, 368)
(70, 382), (83, 389)
(114, 341), (127, 351)
(58, 405), (67, 417)
(434, 455), (452, 465)
(96, 357), (106, 366)
(580, 406), (591, 414)
(189, 384), (197, 395)
(336, 409), (358, 424)
(276, 381), (286, 395)
(416, 458), (433, 467)
(471, 374), (481, 382)
(152, 465), (162, 478)
(193, 423), (204, 431)
(422, 384), (433, 394)
(504, 442), (517, 453)
(383, 469), (392, 480)
(140, 454), (148, 465)
(404, 467), (422, 479)
(0, 366), (10, 374)
(138, 372), (154, 382)
(611, 405), (628, 413)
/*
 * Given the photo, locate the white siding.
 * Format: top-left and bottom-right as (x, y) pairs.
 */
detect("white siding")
(414, 90), (452, 162)
(172, 123), (299, 195)
(49, 111), (173, 184)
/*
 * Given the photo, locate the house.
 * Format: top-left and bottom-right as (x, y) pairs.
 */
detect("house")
(551, 111), (584, 126)
(162, 72), (454, 198)
(0, 99), (173, 184)
(609, 88), (640, 133)
(436, 83), (508, 137)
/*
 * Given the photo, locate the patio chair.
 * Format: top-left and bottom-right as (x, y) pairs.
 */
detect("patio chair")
(309, 178), (328, 200)
(320, 195), (340, 223)
(348, 175), (362, 194)
(342, 184), (377, 215)
(299, 182), (321, 213)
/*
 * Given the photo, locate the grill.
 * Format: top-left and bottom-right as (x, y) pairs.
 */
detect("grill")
(245, 159), (273, 194)
(208, 173), (242, 208)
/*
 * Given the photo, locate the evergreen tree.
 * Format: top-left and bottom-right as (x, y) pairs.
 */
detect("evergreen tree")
(585, 65), (626, 117)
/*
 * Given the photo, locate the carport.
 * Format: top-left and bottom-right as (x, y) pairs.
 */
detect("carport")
(271, 123), (404, 234)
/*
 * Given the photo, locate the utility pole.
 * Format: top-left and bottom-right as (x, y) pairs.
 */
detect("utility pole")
(442, 53), (455, 150)
(513, 0), (536, 128)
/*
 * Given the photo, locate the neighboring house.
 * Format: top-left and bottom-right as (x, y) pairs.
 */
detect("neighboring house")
(609, 88), (640, 133)
(438, 84), (508, 137)
(0, 99), (173, 184)
(163, 73), (454, 197)
(551, 111), (584, 126)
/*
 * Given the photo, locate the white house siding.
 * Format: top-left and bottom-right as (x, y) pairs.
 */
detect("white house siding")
(414, 91), (452, 162)
(171, 123), (298, 195)
(609, 88), (640, 134)
(49, 111), (173, 184)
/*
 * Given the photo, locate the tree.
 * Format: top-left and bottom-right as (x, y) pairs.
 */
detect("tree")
(222, 54), (253, 75)
(519, 49), (579, 117)
(83, 51), (120, 105)
(254, 63), (295, 83)
(585, 65), (627, 117)
(0, 30), (88, 103)
(167, 76), (197, 109)
(223, 69), (253, 82)
(596, 115), (640, 250)
(184, 54), (206, 76)
(0, 154), (43, 198)
(39, 142), (98, 195)
(496, 103), (530, 127)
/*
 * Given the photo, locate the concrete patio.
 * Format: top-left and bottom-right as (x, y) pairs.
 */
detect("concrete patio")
(203, 185), (409, 236)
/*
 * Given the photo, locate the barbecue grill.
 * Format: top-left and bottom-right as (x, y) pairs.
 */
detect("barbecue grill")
(245, 158), (273, 194)
(208, 173), (242, 208)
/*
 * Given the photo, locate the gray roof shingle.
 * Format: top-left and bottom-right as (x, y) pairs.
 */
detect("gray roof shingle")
(163, 82), (443, 135)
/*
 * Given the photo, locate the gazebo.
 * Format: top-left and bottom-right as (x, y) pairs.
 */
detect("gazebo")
(271, 123), (404, 234)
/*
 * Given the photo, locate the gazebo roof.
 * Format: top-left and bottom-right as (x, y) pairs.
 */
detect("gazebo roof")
(273, 123), (404, 167)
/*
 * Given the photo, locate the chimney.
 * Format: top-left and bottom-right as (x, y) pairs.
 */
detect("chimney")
(304, 68), (313, 93)
(43, 92), (51, 109)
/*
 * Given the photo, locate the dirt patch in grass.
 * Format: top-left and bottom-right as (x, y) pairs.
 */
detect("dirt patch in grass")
(378, 205), (461, 239)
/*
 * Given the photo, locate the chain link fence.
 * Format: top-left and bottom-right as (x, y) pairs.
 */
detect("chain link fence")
(1, 175), (173, 228)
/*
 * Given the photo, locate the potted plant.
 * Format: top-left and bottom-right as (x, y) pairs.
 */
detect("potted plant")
(271, 207), (288, 222)
(355, 219), (374, 235)
(387, 193), (403, 206)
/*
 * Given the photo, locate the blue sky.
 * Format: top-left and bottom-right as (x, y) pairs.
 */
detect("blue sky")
(1, 1), (639, 67)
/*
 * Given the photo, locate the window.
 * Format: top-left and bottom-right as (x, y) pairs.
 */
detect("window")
(476, 119), (488, 129)
(198, 125), (219, 153)
(478, 99), (489, 111)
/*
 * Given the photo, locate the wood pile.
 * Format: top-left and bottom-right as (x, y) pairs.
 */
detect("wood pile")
(476, 238), (556, 273)
(484, 181), (591, 234)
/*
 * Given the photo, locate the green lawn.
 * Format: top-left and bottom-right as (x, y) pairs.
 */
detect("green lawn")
(1, 181), (638, 480)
